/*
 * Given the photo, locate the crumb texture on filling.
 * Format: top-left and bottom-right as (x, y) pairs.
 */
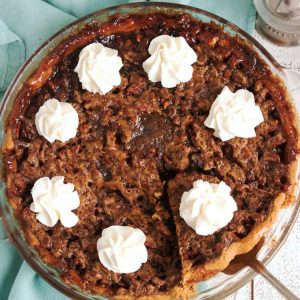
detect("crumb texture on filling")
(3, 13), (298, 297)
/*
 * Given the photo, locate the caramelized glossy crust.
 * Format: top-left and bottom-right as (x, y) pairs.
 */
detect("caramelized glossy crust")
(2, 12), (299, 298)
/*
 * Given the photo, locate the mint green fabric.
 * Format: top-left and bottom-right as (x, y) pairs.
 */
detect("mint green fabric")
(0, 1), (256, 299)
(0, 0), (76, 59)
(0, 225), (24, 300)
(45, 0), (141, 18)
(0, 19), (25, 91)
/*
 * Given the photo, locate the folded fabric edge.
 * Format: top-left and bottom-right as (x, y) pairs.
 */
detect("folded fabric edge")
(0, 40), (25, 91)
(245, 0), (257, 34)
(0, 18), (22, 45)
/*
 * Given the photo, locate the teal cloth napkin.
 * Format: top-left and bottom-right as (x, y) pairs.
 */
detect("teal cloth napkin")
(0, 19), (25, 92)
(0, 1), (256, 299)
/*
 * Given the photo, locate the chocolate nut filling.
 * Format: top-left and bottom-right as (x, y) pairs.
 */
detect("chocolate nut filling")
(2, 12), (299, 298)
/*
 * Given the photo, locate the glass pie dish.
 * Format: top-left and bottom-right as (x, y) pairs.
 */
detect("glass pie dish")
(0, 2), (300, 299)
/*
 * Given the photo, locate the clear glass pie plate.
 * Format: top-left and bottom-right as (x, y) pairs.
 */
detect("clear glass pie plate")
(0, 2), (300, 300)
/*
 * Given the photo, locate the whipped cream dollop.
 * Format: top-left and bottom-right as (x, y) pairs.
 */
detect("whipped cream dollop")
(74, 43), (123, 95)
(97, 225), (148, 273)
(204, 86), (264, 141)
(30, 176), (80, 228)
(35, 98), (79, 143)
(179, 180), (237, 236)
(142, 35), (197, 88)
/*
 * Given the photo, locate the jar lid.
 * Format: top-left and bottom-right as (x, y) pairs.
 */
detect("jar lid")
(254, 0), (300, 46)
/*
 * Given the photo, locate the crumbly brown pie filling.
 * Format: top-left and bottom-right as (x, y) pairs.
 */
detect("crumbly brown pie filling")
(2, 12), (299, 298)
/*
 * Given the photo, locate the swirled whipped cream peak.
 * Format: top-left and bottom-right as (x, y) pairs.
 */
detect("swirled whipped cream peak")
(179, 180), (237, 236)
(204, 86), (264, 141)
(97, 225), (148, 274)
(75, 43), (123, 95)
(35, 98), (79, 143)
(142, 35), (197, 88)
(30, 176), (80, 228)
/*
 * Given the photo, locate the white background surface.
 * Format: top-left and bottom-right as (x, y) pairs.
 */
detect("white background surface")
(225, 29), (300, 300)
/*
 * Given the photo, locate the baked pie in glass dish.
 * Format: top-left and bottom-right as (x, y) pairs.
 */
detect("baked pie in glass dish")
(1, 3), (300, 300)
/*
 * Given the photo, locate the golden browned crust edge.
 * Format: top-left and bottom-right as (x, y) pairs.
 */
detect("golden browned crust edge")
(2, 128), (14, 152)
(284, 159), (300, 207)
(278, 70), (300, 206)
(280, 74), (300, 206)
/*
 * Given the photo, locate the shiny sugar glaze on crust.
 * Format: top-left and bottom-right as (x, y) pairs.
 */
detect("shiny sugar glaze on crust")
(2, 12), (299, 299)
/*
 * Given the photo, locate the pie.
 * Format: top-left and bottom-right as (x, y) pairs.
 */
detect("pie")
(2, 11), (299, 299)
